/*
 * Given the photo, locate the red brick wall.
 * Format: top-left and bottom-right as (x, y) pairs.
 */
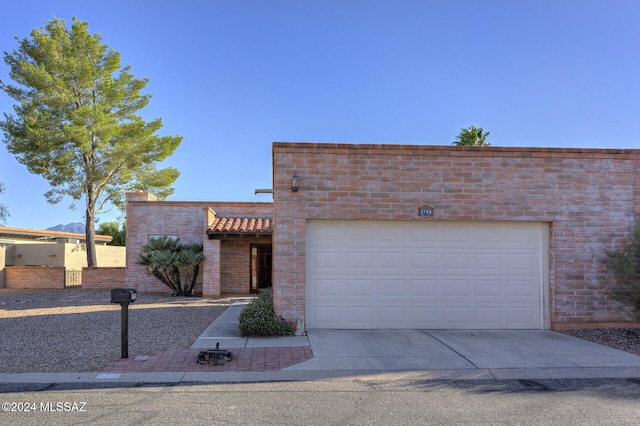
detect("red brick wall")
(272, 143), (640, 329)
(82, 267), (126, 290)
(220, 240), (250, 294)
(5, 266), (65, 289)
(203, 239), (221, 298)
(125, 201), (208, 293)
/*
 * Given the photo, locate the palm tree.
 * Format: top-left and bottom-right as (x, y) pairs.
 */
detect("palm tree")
(136, 236), (205, 296)
(452, 125), (491, 146)
(136, 235), (183, 295)
(176, 242), (205, 296)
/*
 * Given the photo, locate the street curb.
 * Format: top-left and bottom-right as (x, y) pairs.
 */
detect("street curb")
(2, 367), (640, 385)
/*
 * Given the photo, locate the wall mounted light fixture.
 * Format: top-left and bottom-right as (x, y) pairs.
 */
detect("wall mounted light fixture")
(292, 174), (299, 192)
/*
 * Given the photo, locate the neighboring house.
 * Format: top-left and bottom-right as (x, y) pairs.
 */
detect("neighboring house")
(0, 226), (125, 288)
(0, 226), (117, 267)
(125, 142), (640, 331)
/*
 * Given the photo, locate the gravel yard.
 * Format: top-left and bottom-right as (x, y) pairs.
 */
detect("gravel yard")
(560, 328), (640, 356)
(1, 288), (639, 374)
(0, 288), (232, 374)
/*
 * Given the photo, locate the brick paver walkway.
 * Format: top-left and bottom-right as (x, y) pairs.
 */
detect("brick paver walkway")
(103, 347), (313, 373)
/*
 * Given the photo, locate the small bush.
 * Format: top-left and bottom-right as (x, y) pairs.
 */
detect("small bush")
(604, 223), (640, 319)
(238, 289), (294, 337)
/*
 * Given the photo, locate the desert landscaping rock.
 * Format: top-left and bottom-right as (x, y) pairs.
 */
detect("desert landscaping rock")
(0, 288), (232, 374)
(561, 328), (640, 356)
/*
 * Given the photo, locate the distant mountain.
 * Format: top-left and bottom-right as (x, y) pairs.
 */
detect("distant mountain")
(47, 222), (85, 234)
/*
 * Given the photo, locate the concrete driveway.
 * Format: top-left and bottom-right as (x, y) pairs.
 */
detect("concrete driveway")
(193, 301), (640, 379)
(283, 329), (640, 375)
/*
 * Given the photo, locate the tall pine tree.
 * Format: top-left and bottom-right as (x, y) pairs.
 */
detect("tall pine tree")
(1, 17), (182, 266)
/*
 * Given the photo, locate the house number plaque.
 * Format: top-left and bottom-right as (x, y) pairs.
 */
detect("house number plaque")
(418, 206), (433, 218)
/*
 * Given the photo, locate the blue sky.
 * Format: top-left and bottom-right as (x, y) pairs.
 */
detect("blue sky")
(0, 0), (639, 230)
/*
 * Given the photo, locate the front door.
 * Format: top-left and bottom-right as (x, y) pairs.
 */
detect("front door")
(250, 245), (272, 293)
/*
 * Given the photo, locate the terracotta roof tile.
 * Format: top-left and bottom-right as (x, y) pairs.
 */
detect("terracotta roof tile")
(208, 217), (272, 234)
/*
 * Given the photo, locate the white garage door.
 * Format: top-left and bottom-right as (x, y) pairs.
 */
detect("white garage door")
(306, 221), (546, 330)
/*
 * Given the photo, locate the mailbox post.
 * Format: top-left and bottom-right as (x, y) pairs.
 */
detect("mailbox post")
(110, 288), (137, 358)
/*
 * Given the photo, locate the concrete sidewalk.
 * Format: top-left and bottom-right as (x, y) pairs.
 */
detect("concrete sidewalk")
(190, 299), (310, 349)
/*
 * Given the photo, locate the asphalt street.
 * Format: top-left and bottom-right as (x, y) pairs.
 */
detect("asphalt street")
(2, 378), (640, 425)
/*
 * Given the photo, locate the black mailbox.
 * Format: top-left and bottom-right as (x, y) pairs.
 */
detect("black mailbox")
(111, 288), (137, 304)
(110, 288), (137, 359)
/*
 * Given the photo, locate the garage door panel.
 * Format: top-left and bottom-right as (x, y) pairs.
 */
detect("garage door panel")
(507, 253), (535, 270)
(442, 252), (472, 269)
(411, 279), (440, 296)
(310, 250), (343, 269)
(308, 225), (341, 244)
(475, 280), (502, 296)
(411, 252), (439, 269)
(311, 306), (341, 325)
(507, 226), (537, 245)
(345, 279), (375, 296)
(306, 221), (545, 329)
(346, 251), (375, 269)
(344, 306), (376, 323)
(442, 306), (470, 324)
(475, 307), (503, 324)
(346, 225), (375, 241)
(379, 252), (408, 270)
(476, 226), (504, 243)
(380, 307), (408, 325)
(311, 278), (342, 296)
(410, 226), (439, 242)
(476, 253), (502, 269)
(380, 226), (411, 244)
(507, 306), (535, 324)
(410, 306), (440, 323)
(442, 224), (471, 242)
(507, 279), (535, 297)
(443, 279), (471, 296)
(379, 279), (407, 296)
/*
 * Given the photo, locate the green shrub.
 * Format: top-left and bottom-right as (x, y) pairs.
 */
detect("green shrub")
(238, 289), (294, 337)
(604, 223), (640, 319)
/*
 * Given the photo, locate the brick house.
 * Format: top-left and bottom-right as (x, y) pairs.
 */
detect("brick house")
(126, 142), (640, 331)
(125, 191), (273, 297)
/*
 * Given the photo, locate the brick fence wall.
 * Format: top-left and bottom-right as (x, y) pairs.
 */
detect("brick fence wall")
(4, 266), (65, 289)
(82, 267), (126, 290)
(272, 143), (640, 329)
(3, 266), (128, 290)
